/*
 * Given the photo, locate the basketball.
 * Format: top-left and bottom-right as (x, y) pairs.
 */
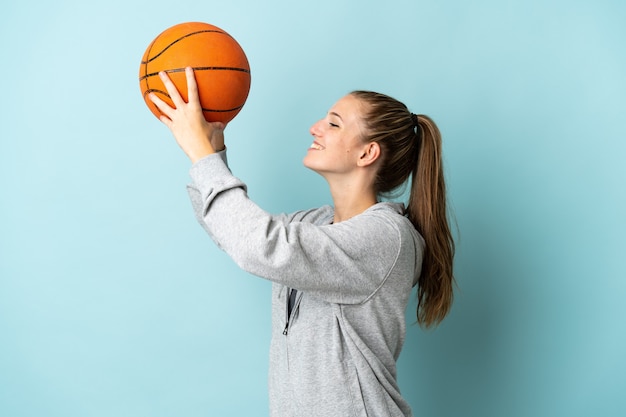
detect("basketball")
(139, 22), (251, 124)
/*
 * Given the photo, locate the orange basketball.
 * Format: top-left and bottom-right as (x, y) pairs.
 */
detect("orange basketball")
(139, 22), (251, 124)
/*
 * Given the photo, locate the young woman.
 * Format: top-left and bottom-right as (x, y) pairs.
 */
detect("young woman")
(150, 67), (455, 417)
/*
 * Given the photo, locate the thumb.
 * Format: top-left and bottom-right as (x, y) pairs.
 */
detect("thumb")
(208, 121), (226, 151)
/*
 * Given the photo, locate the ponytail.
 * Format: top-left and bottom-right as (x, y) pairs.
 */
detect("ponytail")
(408, 115), (455, 327)
(350, 91), (455, 327)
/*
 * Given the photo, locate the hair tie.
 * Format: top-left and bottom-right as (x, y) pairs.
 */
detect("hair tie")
(410, 113), (423, 143)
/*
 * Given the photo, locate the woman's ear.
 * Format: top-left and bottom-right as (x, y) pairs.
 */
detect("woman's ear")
(357, 141), (381, 167)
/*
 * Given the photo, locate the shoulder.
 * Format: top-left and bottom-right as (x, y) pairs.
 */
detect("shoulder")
(361, 202), (424, 286)
(279, 205), (334, 225)
(360, 202), (412, 232)
(358, 202), (425, 253)
(325, 203), (406, 248)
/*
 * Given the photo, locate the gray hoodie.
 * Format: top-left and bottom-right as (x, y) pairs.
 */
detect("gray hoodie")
(187, 151), (424, 417)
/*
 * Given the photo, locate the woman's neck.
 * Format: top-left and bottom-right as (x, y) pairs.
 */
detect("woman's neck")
(328, 180), (378, 223)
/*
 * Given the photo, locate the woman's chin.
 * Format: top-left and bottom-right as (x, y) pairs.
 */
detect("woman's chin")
(302, 154), (317, 171)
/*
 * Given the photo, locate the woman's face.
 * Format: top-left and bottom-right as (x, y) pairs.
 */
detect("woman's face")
(303, 94), (369, 177)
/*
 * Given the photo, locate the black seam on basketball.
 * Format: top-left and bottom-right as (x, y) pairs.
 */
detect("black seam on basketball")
(192, 66), (250, 73)
(140, 30), (233, 64)
(143, 88), (242, 113)
(143, 39), (157, 96)
(139, 66), (250, 82)
(202, 105), (243, 113)
(143, 88), (169, 98)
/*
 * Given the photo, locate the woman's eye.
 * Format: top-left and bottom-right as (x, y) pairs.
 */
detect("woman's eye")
(329, 122), (339, 128)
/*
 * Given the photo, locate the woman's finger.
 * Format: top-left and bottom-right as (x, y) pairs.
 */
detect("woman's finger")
(185, 67), (200, 104)
(149, 92), (174, 120)
(159, 71), (185, 108)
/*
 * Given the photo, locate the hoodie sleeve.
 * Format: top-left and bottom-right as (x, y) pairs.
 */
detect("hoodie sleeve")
(186, 152), (415, 305)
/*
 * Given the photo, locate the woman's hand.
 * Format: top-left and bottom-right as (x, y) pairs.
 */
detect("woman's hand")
(149, 67), (225, 163)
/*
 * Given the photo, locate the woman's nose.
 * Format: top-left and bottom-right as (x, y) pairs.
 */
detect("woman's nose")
(310, 119), (322, 136)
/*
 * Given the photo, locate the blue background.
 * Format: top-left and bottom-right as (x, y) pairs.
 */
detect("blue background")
(1, 1), (625, 416)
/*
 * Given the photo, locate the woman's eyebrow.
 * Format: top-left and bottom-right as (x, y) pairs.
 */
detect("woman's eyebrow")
(329, 111), (343, 120)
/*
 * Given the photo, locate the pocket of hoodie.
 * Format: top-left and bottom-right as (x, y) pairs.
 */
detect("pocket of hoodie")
(339, 354), (368, 417)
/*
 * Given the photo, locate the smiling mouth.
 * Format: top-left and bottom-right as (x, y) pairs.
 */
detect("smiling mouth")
(309, 142), (325, 150)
